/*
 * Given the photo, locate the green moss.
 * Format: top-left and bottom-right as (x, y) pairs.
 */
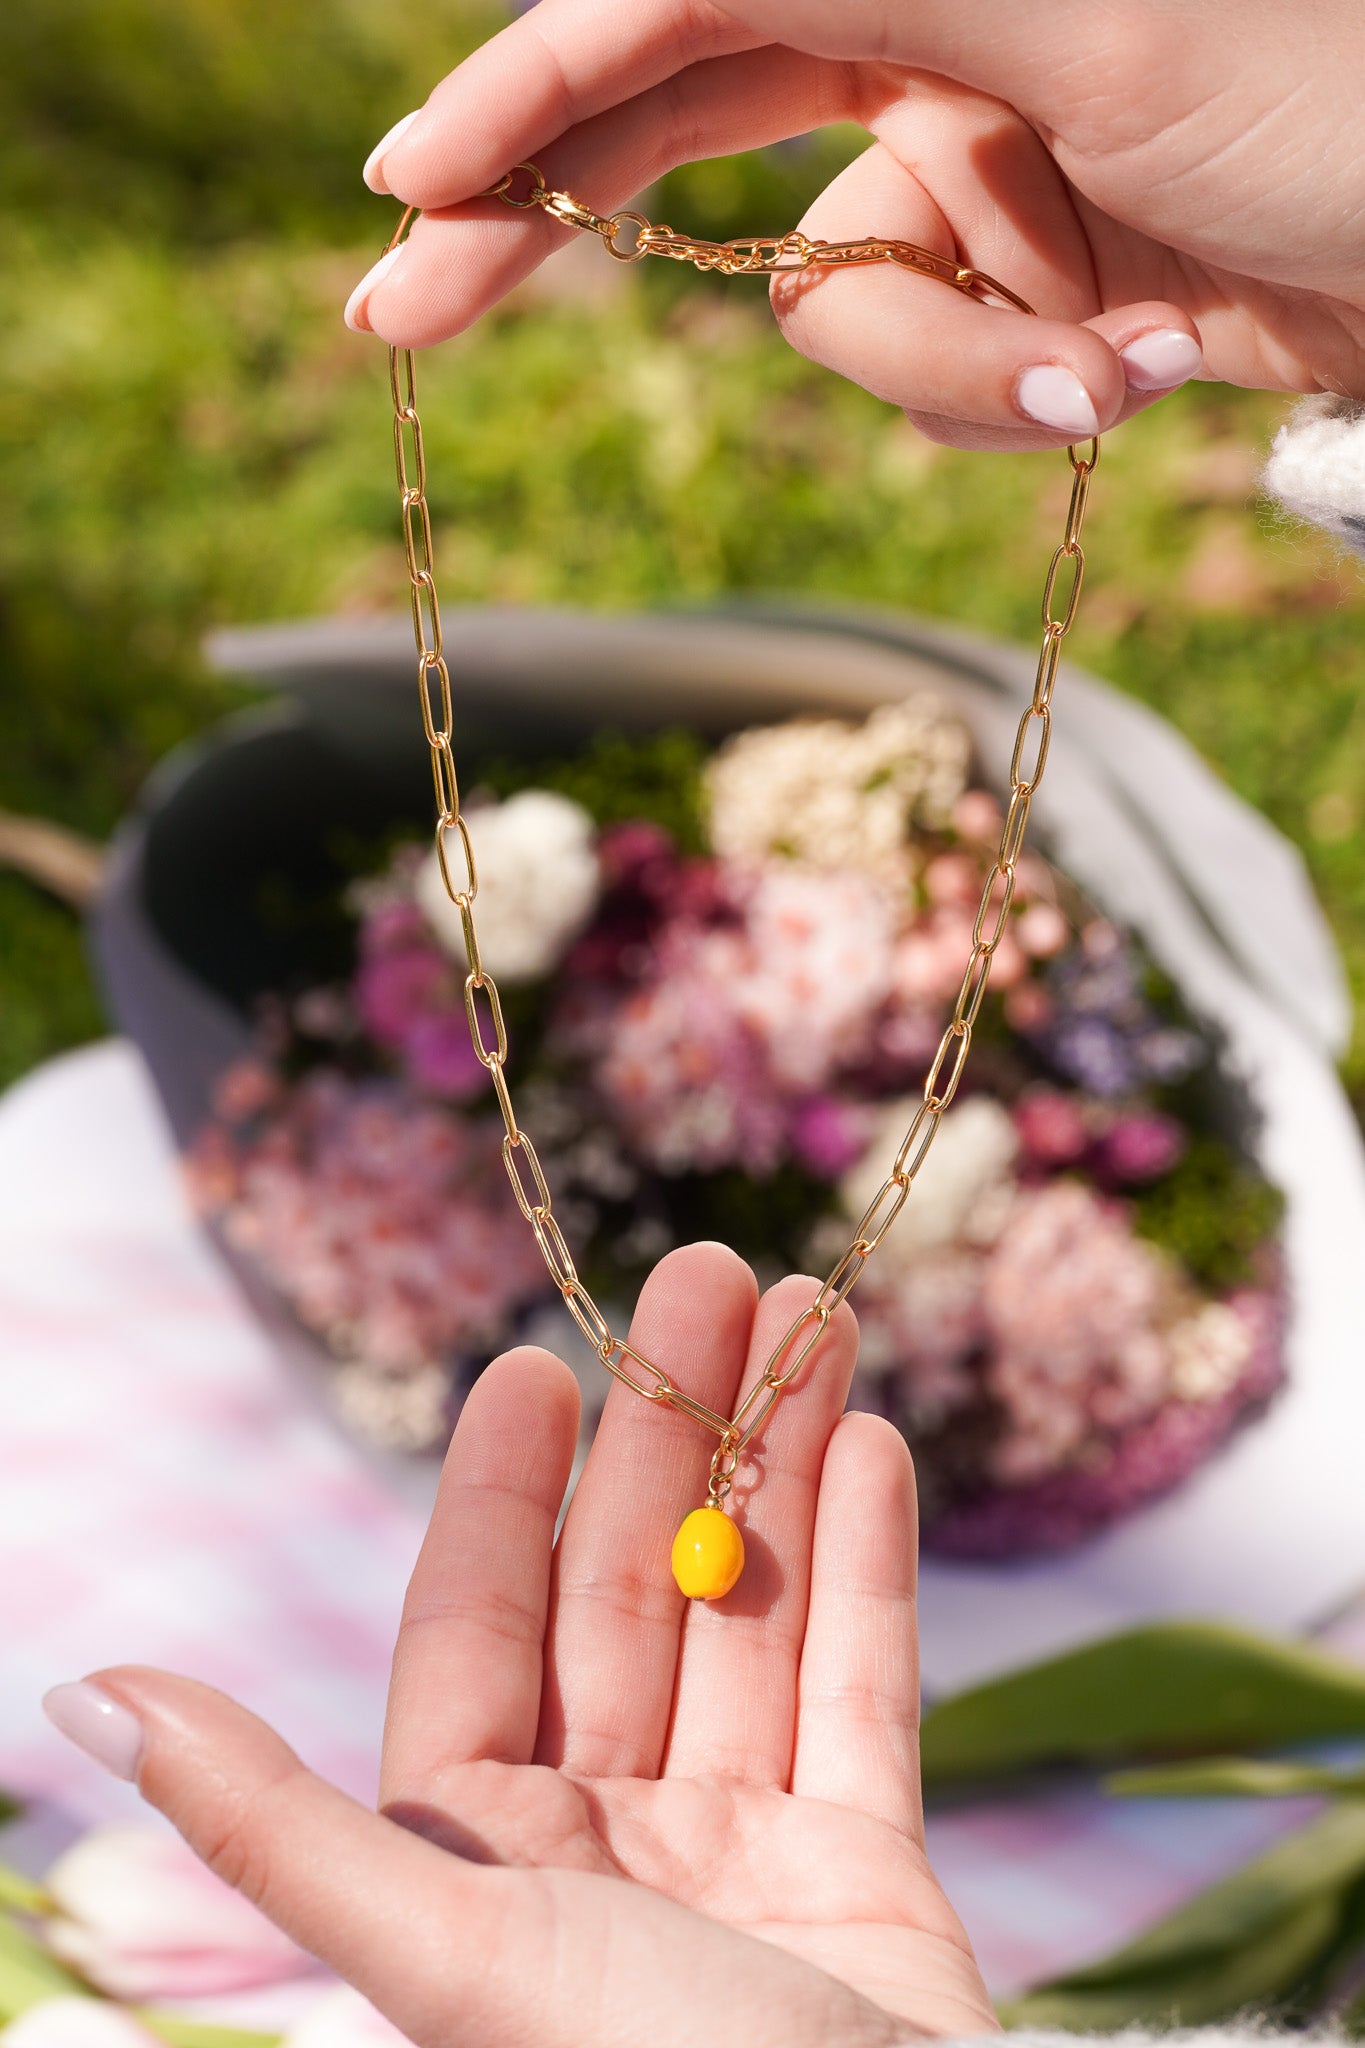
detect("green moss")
(477, 728), (710, 851)
(1133, 1133), (1286, 1288)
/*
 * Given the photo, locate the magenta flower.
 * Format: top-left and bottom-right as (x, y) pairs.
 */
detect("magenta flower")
(354, 946), (450, 1048)
(789, 1095), (868, 1179)
(1097, 1109), (1186, 1184)
(403, 1012), (487, 1100)
(1013, 1088), (1089, 1168)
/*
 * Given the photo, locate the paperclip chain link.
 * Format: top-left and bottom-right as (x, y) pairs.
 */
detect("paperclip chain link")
(382, 167), (1098, 1476)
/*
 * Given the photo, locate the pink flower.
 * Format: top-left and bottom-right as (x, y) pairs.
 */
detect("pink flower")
(0, 2000), (164, 2046)
(1004, 982), (1053, 1032)
(354, 947), (450, 1047)
(596, 944), (785, 1175)
(42, 1827), (315, 2002)
(981, 1182), (1169, 1481)
(950, 790), (1003, 842)
(859, 1248), (987, 1420)
(359, 897), (429, 956)
(1097, 1110), (1186, 1184)
(923, 851), (979, 906)
(1015, 901), (1069, 958)
(285, 1986), (415, 2045)
(1013, 1088), (1089, 1168)
(210, 1059), (280, 1124)
(199, 1076), (547, 1370)
(730, 866), (895, 1088)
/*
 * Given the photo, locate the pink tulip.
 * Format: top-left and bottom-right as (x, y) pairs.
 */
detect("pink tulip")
(42, 1827), (316, 2002)
(285, 1986), (415, 2045)
(0, 1999), (163, 2046)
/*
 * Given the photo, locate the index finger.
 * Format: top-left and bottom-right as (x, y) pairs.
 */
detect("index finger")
(377, 0), (765, 210)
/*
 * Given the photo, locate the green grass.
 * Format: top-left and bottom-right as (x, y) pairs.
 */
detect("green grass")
(3, 0), (1363, 1104)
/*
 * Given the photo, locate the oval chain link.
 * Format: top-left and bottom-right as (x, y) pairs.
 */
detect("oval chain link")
(380, 173), (1098, 1463)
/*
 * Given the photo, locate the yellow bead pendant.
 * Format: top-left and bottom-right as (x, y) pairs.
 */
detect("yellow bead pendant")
(671, 1502), (745, 1600)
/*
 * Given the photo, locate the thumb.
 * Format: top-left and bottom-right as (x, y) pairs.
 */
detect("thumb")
(44, 1669), (887, 2048)
(45, 1668), (540, 2048)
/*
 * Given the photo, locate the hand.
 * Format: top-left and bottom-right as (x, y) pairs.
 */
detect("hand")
(346, 0), (1365, 447)
(85, 1243), (996, 2048)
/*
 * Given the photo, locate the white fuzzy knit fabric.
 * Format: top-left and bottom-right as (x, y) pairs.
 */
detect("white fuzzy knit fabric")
(1262, 393), (1365, 553)
(946, 2031), (1293, 2048)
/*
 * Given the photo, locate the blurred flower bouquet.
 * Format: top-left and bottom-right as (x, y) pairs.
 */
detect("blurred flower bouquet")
(188, 695), (1284, 1556)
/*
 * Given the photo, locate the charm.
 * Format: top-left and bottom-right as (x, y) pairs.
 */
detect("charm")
(671, 1501), (745, 1600)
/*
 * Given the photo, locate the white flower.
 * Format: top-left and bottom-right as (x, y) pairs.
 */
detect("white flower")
(838, 1096), (1019, 1266)
(285, 1985), (415, 2045)
(1167, 1302), (1253, 1402)
(706, 697), (970, 887)
(42, 1827), (312, 2002)
(416, 790), (599, 984)
(0, 2002), (163, 2047)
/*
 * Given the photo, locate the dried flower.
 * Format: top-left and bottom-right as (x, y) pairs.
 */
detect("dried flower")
(1098, 1109), (1187, 1185)
(839, 1096), (1019, 1264)
(706, 697), (969, 886)
(191, 1076), (545, 1374)
(416, 789), (600, 983)
(982, 1182), (1169, 1482)
(1013, 1088), (1089, 1169)
(1167, 1301), (1254, 1401)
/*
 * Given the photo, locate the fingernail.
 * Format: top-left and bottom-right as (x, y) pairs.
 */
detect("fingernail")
(1015, 365), (1100, 436)
(44, 1682), (143, 1782)
(344, 245), (404, 333)
(363, 110), (421, 195)
(1119, 327), (1203, 393)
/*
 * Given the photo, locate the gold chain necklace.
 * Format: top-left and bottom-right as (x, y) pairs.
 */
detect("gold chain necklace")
(379, 164), (1098, 1599)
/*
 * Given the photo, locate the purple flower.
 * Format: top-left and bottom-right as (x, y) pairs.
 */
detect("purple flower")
(359, 897), (429, 957)
(1136, 1026), (1203, 1083)
(403, 1014), (487, 1100)
(1047, 1015), (1138, 1096)
(354, 947), (449, 1047)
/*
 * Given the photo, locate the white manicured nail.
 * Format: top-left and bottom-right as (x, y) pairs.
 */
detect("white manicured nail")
(1015, 365), (1100, 436)
(1119, 328), (1203, 393)
(344, 245), (404, 333)
(44, 1682), (144, 1782)
(363, 110), (421, 194)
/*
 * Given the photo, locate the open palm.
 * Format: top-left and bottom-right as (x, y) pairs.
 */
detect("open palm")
(99, 1244), (996, 2047)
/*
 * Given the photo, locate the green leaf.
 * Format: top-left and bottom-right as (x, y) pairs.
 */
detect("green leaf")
(0, 1858), (51, 1915)
(921, 1623), (1365, 1785)
(136, 2012), (281, 2048)
(0, 1794), (21, 1828)
(1276, 1871), (1365, 2028)
(0, 1908), (91, 2020)
(0, 1907), (279, 2043)
(1002, 1802), (1365, 2032)
(1107, 1756), (1365, 1799)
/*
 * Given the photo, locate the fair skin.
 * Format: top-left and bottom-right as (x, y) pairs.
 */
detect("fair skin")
(90, 8), (1365, 2039)
(96, 1244), (994, 2047)
(345, 0), (1365, 443)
